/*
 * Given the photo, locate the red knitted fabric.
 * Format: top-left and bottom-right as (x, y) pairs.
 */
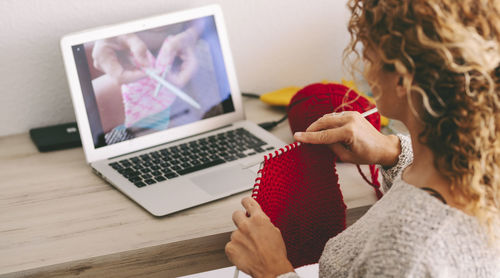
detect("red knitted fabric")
(252, 142), (345, 268)
(251, 83), (383, 268)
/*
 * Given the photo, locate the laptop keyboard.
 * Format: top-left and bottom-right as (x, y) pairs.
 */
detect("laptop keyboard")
(108, 128), (274, 188)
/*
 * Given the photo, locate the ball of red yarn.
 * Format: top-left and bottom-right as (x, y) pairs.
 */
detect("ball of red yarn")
(287, 83), (380, 134)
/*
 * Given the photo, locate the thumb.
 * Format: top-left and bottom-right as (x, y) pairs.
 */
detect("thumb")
(120, 69), (147, 84)
(122, 35), (152, 68)
(131, 48), (153, 68)
(156, 37), (177, 70)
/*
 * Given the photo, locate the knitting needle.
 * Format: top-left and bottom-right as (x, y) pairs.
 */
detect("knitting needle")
(143, 68), (201, 110)
(361, 107), (378, 118)
(126, 53), (173, 98)
(152, 64), (171, 97)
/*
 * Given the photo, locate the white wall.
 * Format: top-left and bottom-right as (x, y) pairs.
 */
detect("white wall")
(0, 0), (351, 136)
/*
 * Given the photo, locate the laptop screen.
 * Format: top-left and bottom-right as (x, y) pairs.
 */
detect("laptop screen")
(71, 15), (235, 149)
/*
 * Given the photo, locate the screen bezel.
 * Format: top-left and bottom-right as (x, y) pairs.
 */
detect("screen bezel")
(60, 5), (244, 163)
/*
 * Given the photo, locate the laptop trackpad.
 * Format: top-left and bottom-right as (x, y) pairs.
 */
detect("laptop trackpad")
(190, 166), (255, 196)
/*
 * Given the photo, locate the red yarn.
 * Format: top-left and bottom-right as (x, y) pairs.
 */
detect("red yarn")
(252, 142), (345, 268)
(356, 165), (383, 199)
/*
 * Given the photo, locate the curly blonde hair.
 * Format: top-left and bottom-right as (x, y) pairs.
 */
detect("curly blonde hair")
(345, 0), (500, 244)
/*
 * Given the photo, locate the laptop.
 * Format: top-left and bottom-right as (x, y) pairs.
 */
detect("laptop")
(60, 5), (285, 216)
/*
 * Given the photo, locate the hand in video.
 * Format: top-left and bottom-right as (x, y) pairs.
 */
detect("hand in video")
(156, 28), (199, 88)
(92, 34), (153, 84)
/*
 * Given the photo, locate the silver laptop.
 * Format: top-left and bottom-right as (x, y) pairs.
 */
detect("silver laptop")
(60, 5), (285, 216)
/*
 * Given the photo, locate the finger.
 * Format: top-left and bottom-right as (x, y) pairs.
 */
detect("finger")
(168, 48), (198, 87)
(225, 242), (251, 277)
(305, 112), (352, 133)
(122, 35), (152, 68)
(225, 233), (254, 275)
(131, 48), (153, 68)
(241, 196), (262, 217)
(163, 38), (177, 63)
(104, 60), (124, 82)
(94, 48), (123, 77)
(224, 241), (238, 265)
(232, 210), (247, 228)
(294, 125), (350, 145)
(156, 37), (177, 69)
(120, 70), (146, 84)
(106, 41), (124, 51)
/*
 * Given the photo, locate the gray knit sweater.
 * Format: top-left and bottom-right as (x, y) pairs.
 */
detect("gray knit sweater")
(279, 135), (499, 278)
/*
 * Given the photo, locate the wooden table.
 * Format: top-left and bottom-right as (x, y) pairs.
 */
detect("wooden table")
(0, 98), (376, 277)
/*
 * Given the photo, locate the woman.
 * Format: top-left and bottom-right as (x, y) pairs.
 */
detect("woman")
(225, 0), (500, 277)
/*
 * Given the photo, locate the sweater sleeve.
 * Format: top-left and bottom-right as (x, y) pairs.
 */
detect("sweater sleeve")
(277, 272), (300, 278)
(379, 134), (413, 192)
(345, 246), (431, 278)
(344, 210), (431, 278)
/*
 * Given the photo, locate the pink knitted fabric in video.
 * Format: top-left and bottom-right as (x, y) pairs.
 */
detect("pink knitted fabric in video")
(121, 39), (177, 128)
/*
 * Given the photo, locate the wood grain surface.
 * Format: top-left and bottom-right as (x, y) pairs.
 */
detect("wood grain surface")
(0, 98), (373, 277)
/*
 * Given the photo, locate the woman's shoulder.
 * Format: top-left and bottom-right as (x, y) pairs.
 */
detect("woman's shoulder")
(376, 178), (485, 245)
(320, 179), (500, 277)
(355, 179), (499, 276)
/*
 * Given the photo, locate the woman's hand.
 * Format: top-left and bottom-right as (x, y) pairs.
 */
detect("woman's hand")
(156, 28), (199, 88)
(294, 111), (400, 168)
(92, 34), (152, 84)
(225, 197), (294, 278)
